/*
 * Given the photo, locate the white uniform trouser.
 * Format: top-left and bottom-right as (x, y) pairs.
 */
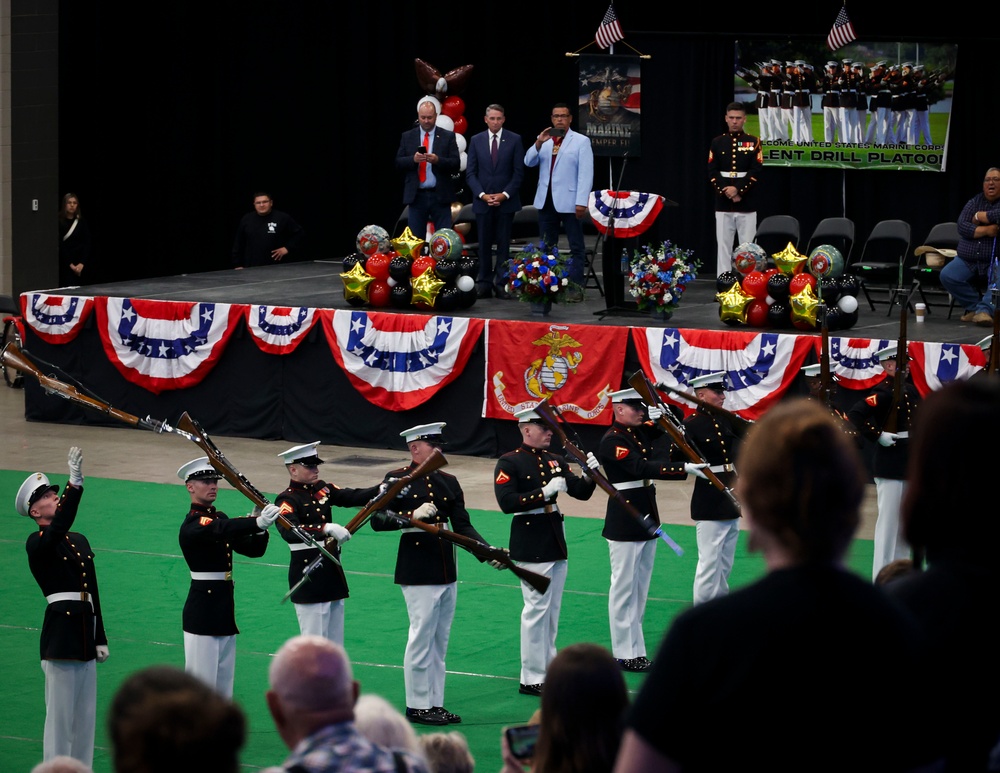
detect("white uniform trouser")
(715, 211), (757, 276)
(294, 600), (345, 644)
(768, 105), (786, 140)
(41, 659), (96, 766)
(911, 111), (931, 145)
(693, 519), (740, 605)
(823, 107), (841, 142)
(873, 477), (910, 581)
(401, 583), (456, 709)
(518, 559), (567, 685)
(608, 539), (656, 659)
(184, 632), (236, 698)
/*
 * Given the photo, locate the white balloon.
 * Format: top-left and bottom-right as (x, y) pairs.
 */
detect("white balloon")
(456, 275), (475, 292)
(436, 114), (455, 132)
(387, 277), (397, 288)
(459, 150), (467, 172)
(454, 133), (467, 153)
(417, 95), (441, 114)
(838, 295), (859, 314)
(765, 295), (775, 305)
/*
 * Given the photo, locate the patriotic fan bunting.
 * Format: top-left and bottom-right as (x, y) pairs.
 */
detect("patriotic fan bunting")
(588, 190), (664, 238)
(19, 292), (94, 344)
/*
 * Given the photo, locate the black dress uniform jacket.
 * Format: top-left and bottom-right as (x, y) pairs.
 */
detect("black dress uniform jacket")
(371, 465), (487, 585)
(674, 411), (748, 521)
(179, 504), (269, 636)
(598, 421), (687, 542)
(275, 479), (379, 604)
(494, 444), (596, 562)
(26, 485), (108, 661)
(847, 376), (920, 480)
(708, 130), (762, 214)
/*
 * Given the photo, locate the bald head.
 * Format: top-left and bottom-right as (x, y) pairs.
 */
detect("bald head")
(269, 635), (355, 713)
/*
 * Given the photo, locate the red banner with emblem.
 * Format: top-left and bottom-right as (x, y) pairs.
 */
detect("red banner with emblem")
(484, 319), (628, 424)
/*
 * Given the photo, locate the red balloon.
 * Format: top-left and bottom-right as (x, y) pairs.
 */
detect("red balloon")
(368, 280), (391, 307)
(366, 253), (391, 281)
(741, 270), (769, 299)
(412, 256), (437, 277)
(789, 273), (817, 296)
(441, 95), (465, 118)
(746, 298), (769, 327)
(763, 267), (780, 281)
(452, 115), (468, 135)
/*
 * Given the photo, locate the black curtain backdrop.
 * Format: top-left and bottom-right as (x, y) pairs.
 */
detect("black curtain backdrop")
(56, 3), (999, 289)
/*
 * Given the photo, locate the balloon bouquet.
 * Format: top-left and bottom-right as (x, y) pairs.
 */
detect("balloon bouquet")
(716, 241), (861, 330)
(339, 59), (479, 312)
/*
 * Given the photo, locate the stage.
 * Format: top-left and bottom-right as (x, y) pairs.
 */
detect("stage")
(8, 259), (989, 458)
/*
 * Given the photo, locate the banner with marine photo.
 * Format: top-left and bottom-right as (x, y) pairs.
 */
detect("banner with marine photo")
(578, 53), (641, 158)
(733, 40), (957, 171)
(484, 319), (628, 424)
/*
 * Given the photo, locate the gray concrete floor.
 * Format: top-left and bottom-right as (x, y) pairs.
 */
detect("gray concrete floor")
(1, 378), (878, 541)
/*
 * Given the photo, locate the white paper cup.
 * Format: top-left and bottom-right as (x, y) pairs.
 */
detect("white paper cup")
(914, 302), (926, 322)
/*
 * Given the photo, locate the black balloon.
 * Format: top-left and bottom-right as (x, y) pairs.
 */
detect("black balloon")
(389, 256), (413, 283)
(435, 285), (461, 312)
(838, 274), (862, 297)
(824, 306), (843, 331)
(716, 271), (741, 293)
(817, 276), (841, 304)
(766, 273), (791, 302)
(459, 256), (478, 276)
(390, 283), (413, 309)
(343, 253), (365, 271)
(766, 300), (791, 328)
(458, 287), (478, 309)
(838, 308), (859, 329)
(435, 258), (460, 282)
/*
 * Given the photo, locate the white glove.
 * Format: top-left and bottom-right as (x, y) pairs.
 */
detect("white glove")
(581, 452), (600, 471)
(95, 645), (109, 663)
(541, 477), (568, 499)
(67, 446), (84, 487)
(323, 522), (351, 543)
(412, 502), (438, 521)
(488, 547), (510, 570)
(878, 432), (898, 447)
(647, 405), (664, 421)
(255, 503), (281, 529)
(684, 462), (710, 480)
(382, 478), (411, 497)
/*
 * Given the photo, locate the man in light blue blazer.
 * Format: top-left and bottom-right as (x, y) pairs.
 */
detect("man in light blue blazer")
(524, 103), (594, 301)
(466, 103), (524, 298)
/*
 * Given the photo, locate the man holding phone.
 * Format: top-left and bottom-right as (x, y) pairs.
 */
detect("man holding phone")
(524, 103), (594, 302)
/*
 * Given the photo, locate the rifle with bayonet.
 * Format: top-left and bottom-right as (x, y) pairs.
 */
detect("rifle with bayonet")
(818, 301), (834, 408)
(882, 292), (909, 435)
(532, 396), (684, 555)
(654, 382), (755, 429)
(343, 448), (449, 534)
(628, 371), (741, 513)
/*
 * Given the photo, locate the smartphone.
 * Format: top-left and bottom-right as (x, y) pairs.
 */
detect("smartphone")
(505, 724), (540, 761)
(549, 127), (566, 138)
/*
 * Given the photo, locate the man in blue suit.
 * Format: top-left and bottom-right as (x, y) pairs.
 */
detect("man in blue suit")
(524, 103), (594, 302)
(395, 100), (461, 240)
(466, 104), (524, 298)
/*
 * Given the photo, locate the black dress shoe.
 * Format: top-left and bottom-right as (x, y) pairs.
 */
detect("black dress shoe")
(616, 657), (652, 673)
(406, 707), (449, 725)
(518, 682), (543, 696)
(476, 285), (493, 299)
(494, 285), (511, 299)
(432, 707), (462, 723)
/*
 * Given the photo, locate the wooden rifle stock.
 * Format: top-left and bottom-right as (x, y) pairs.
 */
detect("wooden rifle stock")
(819, 301), (834, 408)
(381, 511), (551, 595)
(655, 382), (754, 428)
(883, 296), (909, 434)
(532, 397), (684, 555)
(343, 448), (448, 534)
(628, 371), (741, 513)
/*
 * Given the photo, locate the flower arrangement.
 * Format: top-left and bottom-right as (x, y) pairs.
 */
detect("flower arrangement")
(504, 242), (573, 303)
(627, 241), (700, 315)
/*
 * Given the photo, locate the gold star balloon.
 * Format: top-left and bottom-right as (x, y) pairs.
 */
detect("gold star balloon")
(789, 283), (821, 328)
(340, 260), (375, 304)
(411, 267), (446, 307)
(392, 227), (426, 259)
(773, 242), (807, 275)
(716, 281), (754, 325)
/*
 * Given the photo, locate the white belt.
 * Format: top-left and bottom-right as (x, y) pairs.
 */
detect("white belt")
(289, 542), (316, 552)
(708, 464), (736, 474)
(402, 526), (422, 534)
(190, 571), (231, 581)
(46, 591), (92, 605)
(613, 480), (649, 491)
(723, 172), (747, 178)
(512, 505), (560, 517)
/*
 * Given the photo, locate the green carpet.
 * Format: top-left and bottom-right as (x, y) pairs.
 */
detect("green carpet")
(0, 470), (874, 772)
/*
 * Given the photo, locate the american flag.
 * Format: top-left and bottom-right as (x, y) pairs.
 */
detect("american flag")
(826, 6), (857, 51)
(595, 4), (624, 49)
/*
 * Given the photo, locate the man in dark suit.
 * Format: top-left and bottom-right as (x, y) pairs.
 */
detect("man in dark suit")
(465, 103), (524, 298)
(395, 100), (461, 241)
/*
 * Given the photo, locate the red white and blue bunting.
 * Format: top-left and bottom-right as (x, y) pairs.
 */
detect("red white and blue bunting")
(94, 297), (242, 394)
(588, 190), (664, 238)
(20, 292), (94, 344)
(246, 305), (318, 355)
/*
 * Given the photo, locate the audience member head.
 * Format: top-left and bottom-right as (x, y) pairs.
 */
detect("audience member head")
(737, 398), (865, 566)
(31, 757), (93, 773)
(266, 635), (359, 751)
(60, 193), (81, 220)
(532, 642), (628, 773)
(875, 558), (916, 586)
(108, 665), (245, 773)
(420, 731), (475, 773)
(354, 693), (423, 757)
(903, 378), (1000, 561)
